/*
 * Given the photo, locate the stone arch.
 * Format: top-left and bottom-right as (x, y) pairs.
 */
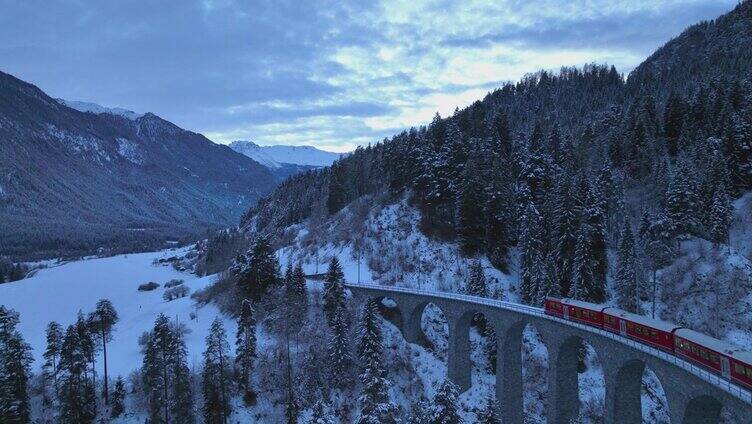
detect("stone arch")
(682, 395), (722, 424)
(553, 335), (584, 423)
(519, 322), (551, 423)
(497, 319), (528, 424)
(611, 359), (671, 424)
(405, 300), (449, 356)
(553, 335), (606, 423)
(451, 308), (498, 393)
(369, 295), (405, 332)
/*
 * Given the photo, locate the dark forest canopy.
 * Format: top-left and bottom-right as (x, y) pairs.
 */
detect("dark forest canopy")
(242, 1), (752, 305)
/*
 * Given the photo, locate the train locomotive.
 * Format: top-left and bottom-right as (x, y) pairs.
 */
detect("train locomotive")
(544, 297), (752, 390)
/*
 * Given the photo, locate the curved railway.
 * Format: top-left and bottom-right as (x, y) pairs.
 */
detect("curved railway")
(345, 283), (752, 405)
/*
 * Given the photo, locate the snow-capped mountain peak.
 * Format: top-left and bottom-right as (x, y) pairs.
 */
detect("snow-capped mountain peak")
(229, 140), (341, 169)
(56, 98), (144, 120)
(229, 140), (282, 169)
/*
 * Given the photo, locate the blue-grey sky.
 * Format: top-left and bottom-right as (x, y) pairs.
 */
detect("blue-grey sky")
(0, 0), (738, 152)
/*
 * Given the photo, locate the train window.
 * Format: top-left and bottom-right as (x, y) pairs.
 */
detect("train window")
(700, 350), (709, 360)
(712, 354), (719, 364)
(650, 330), (657, 339)
(747, 367), (752, 378)
(735, 363), (745, 374)
(627, 323), (634, 330)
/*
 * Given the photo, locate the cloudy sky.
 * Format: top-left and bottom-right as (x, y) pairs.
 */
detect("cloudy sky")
(0, 0), (738, 152)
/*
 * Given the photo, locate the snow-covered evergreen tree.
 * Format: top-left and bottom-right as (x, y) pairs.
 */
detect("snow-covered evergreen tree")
(235, 299), (257, 394)
(553, 176), (578, 295)
(569, 223), (594, 301)
(234, 237), (281, 302)
(356, 302), (397, 424)
(141, 314), (195, 424)
(428, 379), (462, 424)
(110, 376), (126, 419)
(171, 329), (196, 424)
(456, 158), (485, 255)
(615, 221), (639, 313)
(328, 308), (353, 388)
(0, 306), (32, 424)
(476, 393), (500, 424)
(91, 298), (118, 404)
(666, 159), (701, 238)
(519, 203), (545, 305)
(58, 323), (95, 424)
(465, 260), (487, 298)
(202, 318), (231, 424)
(323, 257), (347, 326)
(308, 400), (337, 424)
(42, 321), (63, 400)
(709, 189), (732, 245)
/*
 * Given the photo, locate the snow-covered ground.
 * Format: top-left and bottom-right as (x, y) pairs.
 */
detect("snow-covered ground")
(0, 248), (231, 378)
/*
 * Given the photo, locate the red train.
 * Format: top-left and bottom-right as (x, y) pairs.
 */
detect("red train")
(544, 297), (752, 389)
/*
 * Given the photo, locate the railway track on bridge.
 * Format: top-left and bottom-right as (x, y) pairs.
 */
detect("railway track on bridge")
(345, 283), (752, 405)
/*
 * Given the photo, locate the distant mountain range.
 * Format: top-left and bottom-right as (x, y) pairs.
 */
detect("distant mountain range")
(229, 140), (341, 168)
(0, 70), (279, 259)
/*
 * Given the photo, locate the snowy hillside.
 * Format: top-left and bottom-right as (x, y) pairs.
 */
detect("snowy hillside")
(56, 98), (144, 120)
(229, 140), (341, 168)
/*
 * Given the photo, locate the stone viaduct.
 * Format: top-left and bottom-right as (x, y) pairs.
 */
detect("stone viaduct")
(346, 283), (752, 424)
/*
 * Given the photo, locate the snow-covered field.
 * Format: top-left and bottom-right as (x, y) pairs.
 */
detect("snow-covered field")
(0, 248), (231, 378)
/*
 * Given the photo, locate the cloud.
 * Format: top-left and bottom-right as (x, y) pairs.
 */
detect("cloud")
(0, 0), (738, 150)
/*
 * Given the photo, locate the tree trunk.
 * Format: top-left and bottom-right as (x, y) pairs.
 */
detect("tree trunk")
(651, 268), (657, 319)
(102, 329), (109, 404)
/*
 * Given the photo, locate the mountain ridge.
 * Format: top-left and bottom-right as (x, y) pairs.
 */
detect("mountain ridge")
(0, 70), (279, 259)
(229, 139), (342, 169)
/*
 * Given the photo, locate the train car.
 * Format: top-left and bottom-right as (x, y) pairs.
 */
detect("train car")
(601, 308), (679, 352)
(674, 329), (752, 389)
(544, 297), (604, 328)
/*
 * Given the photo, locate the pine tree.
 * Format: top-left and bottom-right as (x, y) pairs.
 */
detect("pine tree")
(666, 159), (701, 238)
(0, 306), (32, 424)
(323, 257), (347, 326)
(235, 237), (281, 302)
(484, 157), (512, 272)
(709, 190), (732, 245)
(91, 299), (118, 404)
(285, 262), (307, 328)
(235, 300), (257, 393)
(356, 302), (397, 424)
(569, 223), (594, 301)
(42, 321), (63, 398)
(142, 315), (172, 424)
(553, 176), (578, 296)
(615, 222), (639, 313)
(465, 260), (487, 298)
(582, 183), (608, 302)
(519, 203), (545, 305)
(429, 379), (462, 424)
(328, 308), (353, 388)
(142, 314), (194, 424)
(309, 400), (337, 424)
(202, 318), (231, 424)
(110, 376), (126, 418)
(456, 160), (485, 255)
(58, 324), (95, 424)
(476, 393), (500, 424)
(293, 262), (308, 310)
(171, 330), (195, 424)
(539, 252), (562, 302)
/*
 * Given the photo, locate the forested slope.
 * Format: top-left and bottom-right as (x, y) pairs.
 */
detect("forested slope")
(0, 71), (278, 259)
